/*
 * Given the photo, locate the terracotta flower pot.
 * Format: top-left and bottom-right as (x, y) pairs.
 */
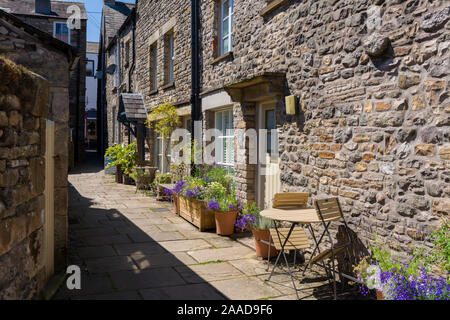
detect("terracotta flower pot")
(376, 289), (384, 300)
(173, 195), (180, 215)
(214, 211), (238, 236)
(251, 229), (278, 259)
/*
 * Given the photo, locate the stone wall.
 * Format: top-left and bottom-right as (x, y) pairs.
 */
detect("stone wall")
(0, 57), (49, 299)
(200, 0), (450, 258)
(0, 17), (72, 272)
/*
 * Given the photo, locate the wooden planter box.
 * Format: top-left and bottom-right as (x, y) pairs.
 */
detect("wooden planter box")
(179, 197), (215, 232)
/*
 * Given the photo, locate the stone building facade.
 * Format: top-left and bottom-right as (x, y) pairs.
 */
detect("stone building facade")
(0, 55), (52, 299)
(134, 0), (192, 172)
(0, 8), (76, 279)
(199, 0), (450, 257)
(98, 0), (135, 157)
(0, 0), (88, 167)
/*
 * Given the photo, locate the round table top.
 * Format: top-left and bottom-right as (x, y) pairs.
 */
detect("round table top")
(260, 207), (325, 224)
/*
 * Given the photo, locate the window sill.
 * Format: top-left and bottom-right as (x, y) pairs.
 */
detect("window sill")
(260, 0), (292, 17)
(161, 82), (175, 90)
(210, 51), (233, 66)
(149, 88), (158, 96)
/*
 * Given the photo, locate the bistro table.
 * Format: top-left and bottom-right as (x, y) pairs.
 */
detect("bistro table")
(260, 205), (360, 299)
(260, 206), (346, 299)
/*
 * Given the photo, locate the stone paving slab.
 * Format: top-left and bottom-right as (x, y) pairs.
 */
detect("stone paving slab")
(175, 262), (244, 284)
(77, 245), (117, 259)
(113, 242), (166, 256)
(131, 252), (197, 269)
(209, 277), (284, 300)
(158, 239), (212, 253)
(82, 234), (132, 246)
(73, 291), (142, 300)
(108, 268), (187, 291)
(187, 246), (255, 263)
(139, 283), (226, 300)
(85, 256), (139, 273)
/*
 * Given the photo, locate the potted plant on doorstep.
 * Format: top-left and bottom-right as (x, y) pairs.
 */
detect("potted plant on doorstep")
(235, 203), (278, 258)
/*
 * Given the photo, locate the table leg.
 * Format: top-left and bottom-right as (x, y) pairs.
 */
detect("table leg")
(267, 223), (299, 300)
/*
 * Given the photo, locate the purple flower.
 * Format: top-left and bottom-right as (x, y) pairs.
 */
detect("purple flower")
(207, 200), (220, 211)
(173, 179), (185, 195)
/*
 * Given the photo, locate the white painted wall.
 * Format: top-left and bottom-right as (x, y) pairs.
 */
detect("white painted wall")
(85, 51), (98, 111)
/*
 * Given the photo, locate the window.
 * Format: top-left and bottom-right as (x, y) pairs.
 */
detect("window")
(155, 133), (171, 173)
(149, 42), (158, 90)
(265, 109), (275, 154)
(86, 60), (94, 77)
(113, 47), (118, 87)
(215, 109), (234, 167)
(54, 22), (70, 44)
(164, 32), (174, 84)
(220, 0), (234, 55)
(125, 41), (130, 67)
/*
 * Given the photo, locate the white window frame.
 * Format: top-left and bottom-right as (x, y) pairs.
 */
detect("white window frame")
(156, 133), (171, 173)
(53, 22), (70, 44)
(168, 33), (174, 83)
(220, 0), (234, 55)
(215, 109), (234, 167)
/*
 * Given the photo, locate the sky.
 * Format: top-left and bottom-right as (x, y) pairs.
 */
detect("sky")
(58, 0), (135, 43)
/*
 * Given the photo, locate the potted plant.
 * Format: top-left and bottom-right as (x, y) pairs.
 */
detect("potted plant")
(120, 143), (138, 185)
(206, 194), (241, 236)
(104, 144), (124, 183)
(235, 203), (278, 258)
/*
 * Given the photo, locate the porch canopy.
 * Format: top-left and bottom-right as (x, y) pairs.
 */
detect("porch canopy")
(223, 72), (286, 103)
(118, 93), (148, 162)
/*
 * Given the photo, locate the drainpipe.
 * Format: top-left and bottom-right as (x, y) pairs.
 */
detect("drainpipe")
(116, 37), (121, 144)
(128, 9), (136, 93)
(190, 0), (200, 173)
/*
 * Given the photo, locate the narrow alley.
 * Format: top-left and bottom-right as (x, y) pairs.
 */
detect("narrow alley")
(53, 152), (343, 300)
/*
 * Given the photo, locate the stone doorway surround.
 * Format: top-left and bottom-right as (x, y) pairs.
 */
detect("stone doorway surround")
(224, 72), (286, 205)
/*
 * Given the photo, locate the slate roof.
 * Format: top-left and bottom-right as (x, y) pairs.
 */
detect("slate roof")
(0, 0), (87, 19)
(103, 1), (134, 46)
(0, 8), (76, 62)
(119, 93), (147, 122)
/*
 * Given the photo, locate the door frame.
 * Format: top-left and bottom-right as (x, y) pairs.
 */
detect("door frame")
(256, 100), (277, 208)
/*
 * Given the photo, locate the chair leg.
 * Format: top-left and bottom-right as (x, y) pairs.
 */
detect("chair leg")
(266, 237), (271, 272)
(282, 250), (299, 300)
(293, 250), (297, 269)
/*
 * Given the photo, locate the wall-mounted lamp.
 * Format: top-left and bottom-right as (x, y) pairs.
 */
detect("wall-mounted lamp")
(285, 95), (296, 115)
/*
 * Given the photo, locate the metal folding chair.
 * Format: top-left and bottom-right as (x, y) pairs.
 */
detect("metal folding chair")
(303, 197), (353, 300)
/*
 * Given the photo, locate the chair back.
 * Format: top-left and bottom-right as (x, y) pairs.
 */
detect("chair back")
(272, 193), (309, 208)
(314, 198), (343, 222)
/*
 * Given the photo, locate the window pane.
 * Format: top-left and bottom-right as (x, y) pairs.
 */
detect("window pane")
(222, 19), (229, 37)
(222, 0), (230, 17)
(222, 38), (229, 54)
(86, 61), (94, 77)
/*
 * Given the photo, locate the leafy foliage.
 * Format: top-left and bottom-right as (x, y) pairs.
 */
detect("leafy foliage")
(146, 101), (180, 139)
(104, 143), (137, 175)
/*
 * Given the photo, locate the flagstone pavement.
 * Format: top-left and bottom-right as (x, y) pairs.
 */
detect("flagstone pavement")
(53, 154), (365, 300)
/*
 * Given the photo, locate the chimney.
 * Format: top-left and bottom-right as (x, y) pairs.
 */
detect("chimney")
(35, 0), (51, 14)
